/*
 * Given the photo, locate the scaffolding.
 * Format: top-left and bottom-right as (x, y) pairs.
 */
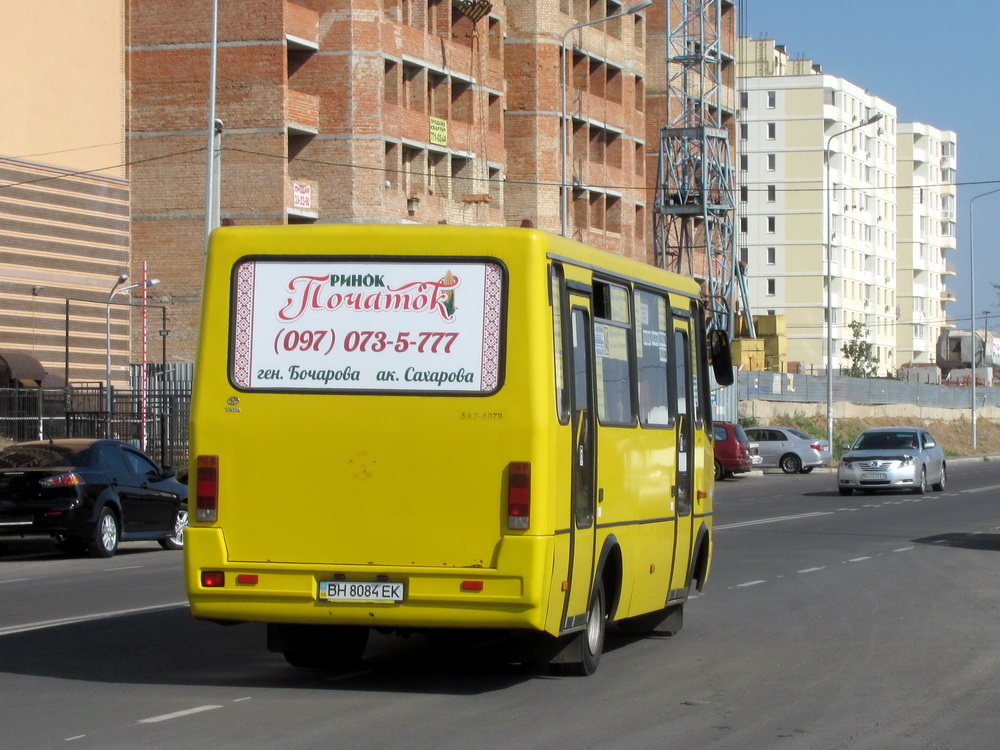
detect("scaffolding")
(653, 0), (748, 338)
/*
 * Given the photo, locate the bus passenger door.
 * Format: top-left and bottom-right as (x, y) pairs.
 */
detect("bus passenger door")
(670, 321), (695, 598)
(563, 303), (597, 631)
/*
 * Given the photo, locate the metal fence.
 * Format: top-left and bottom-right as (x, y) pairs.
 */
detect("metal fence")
(737, 370), (1000, 410)
(1, 367), (990, 469)
(0, 378), (191, 471)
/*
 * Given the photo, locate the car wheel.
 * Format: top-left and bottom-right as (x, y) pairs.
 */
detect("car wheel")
(912, 468), (926, 495)
(159, 504), (188, 550)
(799, 466), (814, 474)
(565, 579), (606, 676)
(838, 487), (853, 496)
(780, 454), (802, 474)
(714, 460), (723, 481)
(932, 465), (947, 492)
(89, 507), (120, 558)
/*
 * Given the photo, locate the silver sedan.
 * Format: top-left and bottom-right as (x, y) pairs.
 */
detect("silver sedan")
(743, 426), (832, 474)
(837, 427), (946, 496)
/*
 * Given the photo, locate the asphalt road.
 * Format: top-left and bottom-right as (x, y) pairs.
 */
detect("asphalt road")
(2, 459), (1000, 748)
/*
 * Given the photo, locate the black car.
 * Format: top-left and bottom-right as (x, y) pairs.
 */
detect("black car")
(0, 439), (187, 557)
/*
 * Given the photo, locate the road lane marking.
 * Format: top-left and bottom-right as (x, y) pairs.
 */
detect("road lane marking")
(0, 578), (33, 585)
(798, 567), (825, 573)
(0, 601), (188, 637)
(893, 546), (914, 552)
(736, 580), (766, 588)
(137, 705), (222, 724)
(847, 557), (872, 562)
(716, 511), (832, 530)
(964, 485), (1000, 494)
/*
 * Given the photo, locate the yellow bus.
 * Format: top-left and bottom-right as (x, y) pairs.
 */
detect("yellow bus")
(186, 224), (733, 675)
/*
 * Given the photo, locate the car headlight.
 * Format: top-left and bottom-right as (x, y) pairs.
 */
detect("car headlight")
(840, 457), (854, 467)
(899, 455), (916, 466)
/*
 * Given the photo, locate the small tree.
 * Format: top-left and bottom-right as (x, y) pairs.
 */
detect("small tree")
(841, 320), (878, 377)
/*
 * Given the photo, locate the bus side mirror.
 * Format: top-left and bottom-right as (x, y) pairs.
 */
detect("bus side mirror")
(709, 330), (734, 386)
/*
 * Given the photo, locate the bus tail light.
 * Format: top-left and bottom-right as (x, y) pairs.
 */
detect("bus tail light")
(196, 455), (220, 522)
(508, 461), (531, 530)
(201, 571), (225, 587)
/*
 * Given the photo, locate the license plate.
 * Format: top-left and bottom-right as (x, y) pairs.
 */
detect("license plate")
(319, 580), (404, 603)
(862, 473), (887, 481)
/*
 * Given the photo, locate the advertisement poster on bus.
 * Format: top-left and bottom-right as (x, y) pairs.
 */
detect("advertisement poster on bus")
(231, 260), (504, 392)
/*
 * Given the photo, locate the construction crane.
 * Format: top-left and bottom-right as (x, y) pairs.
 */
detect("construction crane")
(652, 0), (752, 339)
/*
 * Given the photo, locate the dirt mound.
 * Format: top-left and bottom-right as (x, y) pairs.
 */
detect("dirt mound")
(841, 416), (1000, 458)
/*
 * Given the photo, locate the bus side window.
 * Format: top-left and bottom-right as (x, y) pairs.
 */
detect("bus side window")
(635, 289), (670, 427)
(550, 263), (570, 424)
(688, 302), (703, 426)
(594, 281), (635, 426)
(674, 330), (689, 417)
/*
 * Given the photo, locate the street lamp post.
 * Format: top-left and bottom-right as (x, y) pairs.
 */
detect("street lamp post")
(825, 113), (883, 450)
(204, 0), (220, 251)
(968, 187), (1000, 451)
(561, 0), (652, 237)
(106, 276), (161, 437)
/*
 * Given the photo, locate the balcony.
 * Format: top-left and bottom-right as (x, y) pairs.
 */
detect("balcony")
(286, 89), (319, 136)
(285, 2), (319, 50)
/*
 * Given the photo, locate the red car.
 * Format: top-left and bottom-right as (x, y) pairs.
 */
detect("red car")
(713, 421), (754, 480)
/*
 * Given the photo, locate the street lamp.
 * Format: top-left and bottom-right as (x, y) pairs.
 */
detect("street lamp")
(560, 0), (652, 236)
(968, 187), (1000, 450)
(825, 112), (883, 450)
(106, 276), (161, 437)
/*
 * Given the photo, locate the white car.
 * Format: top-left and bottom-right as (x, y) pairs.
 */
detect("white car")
(744, 426), (831, 474)
(837, 427), (946, 496)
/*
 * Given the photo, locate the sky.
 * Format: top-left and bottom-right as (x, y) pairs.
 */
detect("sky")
(742, 0), (1000, 332)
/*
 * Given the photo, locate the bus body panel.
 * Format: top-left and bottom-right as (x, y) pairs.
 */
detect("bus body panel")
(186, 224), (714, 643)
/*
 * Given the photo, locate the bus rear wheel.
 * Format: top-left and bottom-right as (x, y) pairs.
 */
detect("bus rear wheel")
(565, 581), (606, 676)
(269, 624), (369, 670)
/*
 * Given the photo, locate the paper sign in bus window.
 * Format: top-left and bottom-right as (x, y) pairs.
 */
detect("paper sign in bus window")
(231, 260), (503, 392)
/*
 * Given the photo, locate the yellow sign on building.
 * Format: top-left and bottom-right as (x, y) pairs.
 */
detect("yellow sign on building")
(429, 117), (448, 146)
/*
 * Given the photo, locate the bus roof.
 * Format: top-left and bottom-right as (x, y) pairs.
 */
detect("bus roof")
(207, 224), (702, 298)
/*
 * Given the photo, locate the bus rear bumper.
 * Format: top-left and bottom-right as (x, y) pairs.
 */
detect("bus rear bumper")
(184, 528), (553, 632)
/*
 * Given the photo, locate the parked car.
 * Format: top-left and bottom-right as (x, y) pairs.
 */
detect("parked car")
(713, 421), (755, 480)
(0, 439), (187, 557)
(744, 426), (832, 474)
(837, 427), (946, 496)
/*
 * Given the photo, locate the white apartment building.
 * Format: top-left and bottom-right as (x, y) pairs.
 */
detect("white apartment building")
(896, 123), (958, 365)
(736, 38), (945, 377)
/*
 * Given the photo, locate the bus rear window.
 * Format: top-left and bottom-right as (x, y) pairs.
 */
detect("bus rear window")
(230, 259), (504, 393)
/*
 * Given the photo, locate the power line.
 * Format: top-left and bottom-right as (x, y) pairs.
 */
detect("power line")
(0, 148), (206, 191)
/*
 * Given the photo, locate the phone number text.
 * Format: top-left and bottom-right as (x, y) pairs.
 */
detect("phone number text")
(272, 329), (459, 355)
